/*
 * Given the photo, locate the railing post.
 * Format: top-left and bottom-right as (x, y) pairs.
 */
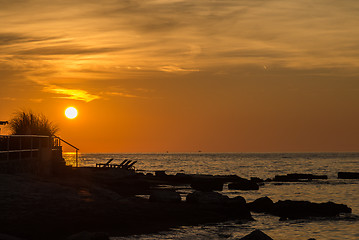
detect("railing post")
(7, 136), (9, 161)
(76, 149), (78, 167)
(30, 136), (33, 159)
(19, 136), (22, 161)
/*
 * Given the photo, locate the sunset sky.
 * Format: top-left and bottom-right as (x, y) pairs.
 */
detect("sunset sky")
(1, 0), (359, 153)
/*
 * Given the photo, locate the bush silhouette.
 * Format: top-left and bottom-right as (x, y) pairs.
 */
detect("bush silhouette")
(9, 110), (58, 136)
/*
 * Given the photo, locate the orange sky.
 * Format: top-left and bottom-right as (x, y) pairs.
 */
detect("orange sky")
(1, 0), (359, 153)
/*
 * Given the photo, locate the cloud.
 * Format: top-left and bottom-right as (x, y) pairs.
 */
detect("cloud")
(0, 32), (56, 46)
(16, 45), (118, 56)
(43, 85), (100, 102)
(159, 65), (199, 73)
(105, 92), (139, 98)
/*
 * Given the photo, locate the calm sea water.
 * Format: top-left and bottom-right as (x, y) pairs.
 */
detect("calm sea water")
(64, 152), (359, 240)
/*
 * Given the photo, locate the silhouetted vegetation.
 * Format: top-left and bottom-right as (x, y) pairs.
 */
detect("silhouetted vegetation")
(9, 110), (58, 136)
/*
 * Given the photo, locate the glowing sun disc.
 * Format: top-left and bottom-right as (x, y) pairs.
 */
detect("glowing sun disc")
(65, 107), (78, 119)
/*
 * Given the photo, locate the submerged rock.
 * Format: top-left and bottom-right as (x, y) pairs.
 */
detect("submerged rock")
(239, 229), (274, 240)
(149, 190), (181, 203)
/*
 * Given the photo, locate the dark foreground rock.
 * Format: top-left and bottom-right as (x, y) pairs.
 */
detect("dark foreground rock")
(149, 190), (181, 203)
(247, 197), (274, 213)
(239, 229), (273, 240)
(186, 191), (253, 220)
(272, 200), (352, 220)
(228, 178), (259, 190)
(190, 179), (224, 191)
(186, 191), (229, 204)
(0, 174), (252, 240)
(66, 232), (109, 240)
(0, 233), (27, 240)
(247, 196), (351, 220)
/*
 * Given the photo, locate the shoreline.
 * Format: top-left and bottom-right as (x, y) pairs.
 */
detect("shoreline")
(0, 173), (252, 240)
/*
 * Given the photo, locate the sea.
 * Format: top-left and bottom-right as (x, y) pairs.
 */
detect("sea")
(63, 152), (359, 240)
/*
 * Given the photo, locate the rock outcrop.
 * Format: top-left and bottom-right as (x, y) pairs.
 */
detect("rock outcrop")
(186, 191), (229, 204)
(149, 190), (181, 203)
(239, 229), (274, 240)
(338, 172), (359, 179)
(272, 173), (328, 182)
(272, 200), (352, 220)
(247, 197), (274, 213)
(228, 178), (259, 190)
(66, 231), (109, 240)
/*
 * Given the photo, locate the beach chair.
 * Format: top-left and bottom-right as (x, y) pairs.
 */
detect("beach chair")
(102, 158), (114, 168)
(118, 159), (129, 167)
(125, 160), (137, 170)
(122, 160), (132, 168)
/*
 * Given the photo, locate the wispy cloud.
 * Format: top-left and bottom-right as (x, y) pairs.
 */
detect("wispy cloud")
(159, 65), (199, 73)
(105, 92), (139, 98)
(43, 85), (100, 102)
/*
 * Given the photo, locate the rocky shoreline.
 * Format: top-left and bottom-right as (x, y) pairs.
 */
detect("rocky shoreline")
(0, 169), (356, 240)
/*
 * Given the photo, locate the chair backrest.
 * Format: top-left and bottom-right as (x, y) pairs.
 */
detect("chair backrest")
(102, 158), (114, 167)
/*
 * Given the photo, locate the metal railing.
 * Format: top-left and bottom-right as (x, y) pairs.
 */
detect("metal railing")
(0, 135), (53, 162)
(0, 135), (79, 167)
(53, 135), (79, 167)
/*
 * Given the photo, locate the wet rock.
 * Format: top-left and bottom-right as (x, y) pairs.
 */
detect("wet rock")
(186, 191), (229, 204)
(228, 178), (259, 190)
(155, 171), (167, 177)
(272, 200), (352, 219)
(273, 173), (327, 182)
(247, 197), (274, 213)
(66, 231), (109, 240)
(227, 196), (247, 206)
(226, 196), (252, 219)
(250, 177), (264, 183)
(149, 190), (181, 203)
(190, 179), (223, 191)
(338, 172), (359, 179)
(239, 229), (274, 240)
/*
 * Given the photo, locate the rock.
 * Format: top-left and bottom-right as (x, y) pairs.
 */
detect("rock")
(250, 177), (264, 183)
(273, 173), (327, 182)
(155, 171), (167, 177)
(226, 196), (252, 219)
(227, 196), (247, 206)
(149, 190), (181, 203)
(338, 172), (359, 179)
(190, 179), (223, 191)
(228, 178), (259, 190)
(272, 200), (352, 219)
(0, 233), (27, 240)
(186, 191), (229, 204)
(247, 197), (274, 213)
(239, 229), (274, 240)
(66, 231), (109, 240)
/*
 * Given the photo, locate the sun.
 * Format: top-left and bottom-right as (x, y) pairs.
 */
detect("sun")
(65, 107), (78, 119)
